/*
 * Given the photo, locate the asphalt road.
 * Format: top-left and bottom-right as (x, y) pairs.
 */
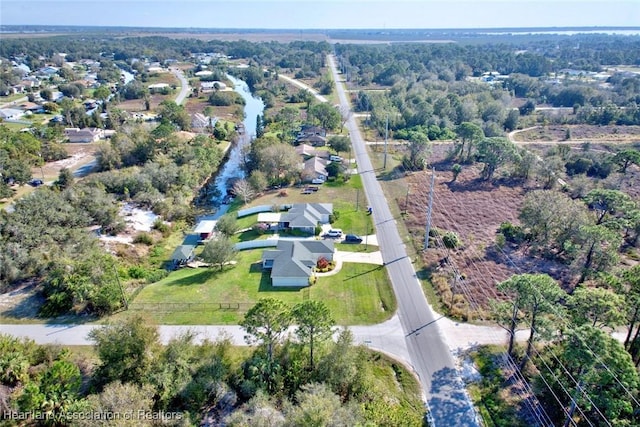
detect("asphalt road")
(327, 55), (479, 426)
(171, 68), (190, 105)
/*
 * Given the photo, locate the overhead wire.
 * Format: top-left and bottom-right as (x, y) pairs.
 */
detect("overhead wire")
(411, 167), (626, 426)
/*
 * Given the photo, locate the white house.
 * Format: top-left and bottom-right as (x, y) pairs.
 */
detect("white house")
(262, 240), (334, 287)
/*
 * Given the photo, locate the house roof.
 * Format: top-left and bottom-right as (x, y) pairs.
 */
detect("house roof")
(257, 212), (282, 223)
(304, 156), (328, 177)
(296, 134), (326, 144)
(295, 144), (317, 157)
(20, 102), (41, 111)
(194, 220), (217, 234)
(300, 125), (325, 134)
(195, 70), (214, 76)
(171, 245), (195, 260)
(280, 203), (332, 228)
(262, 240), (334, 279)
(64, 127), (102, 139)
(201, 81), (227, 89)
(0, 108), (23, 118)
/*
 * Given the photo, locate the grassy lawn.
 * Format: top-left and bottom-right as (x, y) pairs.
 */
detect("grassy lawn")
(0, 93), (27, 103)
(0, 122), (29, 132)
(128, 248), (395, 325)
(230, 174), (372, 237)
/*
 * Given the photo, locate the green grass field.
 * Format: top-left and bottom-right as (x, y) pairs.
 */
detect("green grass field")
(129, 248), (395, 325)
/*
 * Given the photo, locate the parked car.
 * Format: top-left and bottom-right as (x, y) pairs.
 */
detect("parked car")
(344, 234), (363, 243)
(329, 155), (343, 162)
(326, 229), (343, 238)
(28, 179), (44, 187)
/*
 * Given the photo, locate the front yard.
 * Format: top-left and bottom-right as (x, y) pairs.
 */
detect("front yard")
(128, 248), (395, 325)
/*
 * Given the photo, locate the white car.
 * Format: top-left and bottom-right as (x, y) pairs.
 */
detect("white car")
(326, 229), (343, 237)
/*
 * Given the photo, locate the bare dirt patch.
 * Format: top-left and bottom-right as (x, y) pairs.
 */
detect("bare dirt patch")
(403, 145), (571, 314)
(32, 143), (100, 181)
(116, 93), (169, 112)
(513, 125), (640, 143)
(0, 282), (44, 320)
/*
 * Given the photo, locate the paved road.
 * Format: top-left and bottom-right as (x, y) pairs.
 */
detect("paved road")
(276, 73), (328, 103)
(327, 55), (479, 426)
(171, 68), (190, 105)
(0, 317), (521, 367)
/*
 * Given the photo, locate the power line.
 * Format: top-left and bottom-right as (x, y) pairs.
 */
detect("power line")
(411, 171), (622, 425)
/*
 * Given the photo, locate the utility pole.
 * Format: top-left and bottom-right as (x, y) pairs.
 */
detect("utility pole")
(383, 115), (388, 169)
(114, 265), (128, 310)
(423, 169), (435, 250)
(404, 188), (410, 215)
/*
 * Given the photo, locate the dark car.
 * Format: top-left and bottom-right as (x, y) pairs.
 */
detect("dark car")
(344, 234), (363, 243)
(28, 179), (44, 187)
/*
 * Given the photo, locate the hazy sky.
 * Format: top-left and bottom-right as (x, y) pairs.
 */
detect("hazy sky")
(1, 0), (639, 29)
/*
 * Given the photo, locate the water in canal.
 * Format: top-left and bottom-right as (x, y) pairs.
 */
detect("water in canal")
(211, 74), (265, 205)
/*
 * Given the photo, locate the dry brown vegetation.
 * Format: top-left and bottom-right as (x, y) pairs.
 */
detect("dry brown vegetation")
(512, 124), (640, 143)
(399, 143), (639, 319)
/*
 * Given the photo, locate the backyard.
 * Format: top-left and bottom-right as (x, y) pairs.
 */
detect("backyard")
(128, 248), (395, 325)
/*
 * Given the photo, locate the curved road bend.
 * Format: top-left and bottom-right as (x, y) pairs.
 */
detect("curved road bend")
(327, 55), (479, 426)
(171, 68), (190, 105)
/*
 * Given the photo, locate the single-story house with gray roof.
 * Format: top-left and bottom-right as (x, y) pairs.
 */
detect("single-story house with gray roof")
(279, 203), (332, 234)
(262, 239), (334, 287)
(302, 156), (328, 183)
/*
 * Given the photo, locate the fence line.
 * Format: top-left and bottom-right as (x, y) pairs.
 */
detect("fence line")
(128, 302), (255, 312)
(235, 240), (278, 250)
(237, 204), (292, 218)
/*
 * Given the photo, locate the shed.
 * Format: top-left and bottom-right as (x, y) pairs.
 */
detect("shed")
(194, 220), (217, 241)
(171, 245), (195, 268)
(257, 212), (282, 223)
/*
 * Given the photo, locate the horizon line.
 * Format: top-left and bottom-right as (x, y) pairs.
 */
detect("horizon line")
(2, 24), (640, 32)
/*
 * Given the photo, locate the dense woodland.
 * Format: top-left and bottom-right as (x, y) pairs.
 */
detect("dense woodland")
(1, 31), (640, 426)
(1, 301), (423, 426)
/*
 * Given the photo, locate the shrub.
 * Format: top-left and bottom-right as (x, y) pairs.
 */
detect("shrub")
(133, 232), (154, 246)
(128, 265), (148, 279)
(451, 163), (462, 181)
(498, 221), (526, 244)
(252, 223), (269, 235)
(442, 231), (461, 249)
(146, 269), (168, 283)
(317, 257), (329, 269)
(152, 219), (171, 236)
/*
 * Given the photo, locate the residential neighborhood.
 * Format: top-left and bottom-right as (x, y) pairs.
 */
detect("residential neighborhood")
(1, 16), (640, 427)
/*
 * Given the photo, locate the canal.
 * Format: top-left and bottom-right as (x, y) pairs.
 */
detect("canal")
(210, 74), (265, 205)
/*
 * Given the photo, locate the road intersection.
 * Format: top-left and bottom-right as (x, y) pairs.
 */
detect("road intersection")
(1, 58), (492, 426)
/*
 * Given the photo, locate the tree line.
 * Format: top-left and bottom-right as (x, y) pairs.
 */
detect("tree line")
(1, 300), (424, 426)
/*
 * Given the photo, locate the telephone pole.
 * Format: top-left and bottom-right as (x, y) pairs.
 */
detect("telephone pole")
(383, 115), (388, 169)
(423, 169), (435, 250)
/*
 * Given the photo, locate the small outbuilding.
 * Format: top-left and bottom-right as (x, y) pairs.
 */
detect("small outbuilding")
(171, 245), (195, 268)
(193, 220), (217, 241)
